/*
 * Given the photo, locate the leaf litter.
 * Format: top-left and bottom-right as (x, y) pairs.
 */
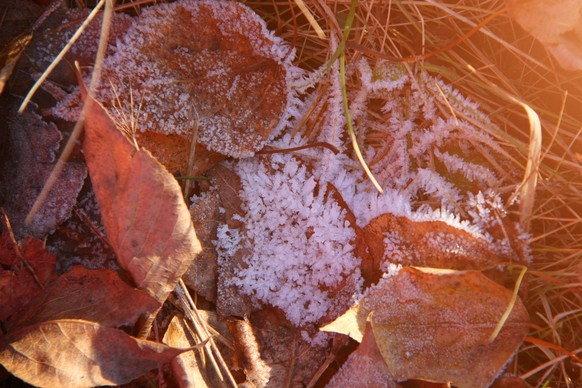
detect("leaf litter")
(0, 0), (538, 386)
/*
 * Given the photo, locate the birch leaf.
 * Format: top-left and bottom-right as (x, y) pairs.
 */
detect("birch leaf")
(0, 319), (185, 387)
(80, 81), (201, 304)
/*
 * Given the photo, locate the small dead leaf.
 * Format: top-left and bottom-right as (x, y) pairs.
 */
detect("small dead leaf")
(0, 213), (57, 321)
(184, 185), (223, 302)
(80, 84), (202, 305)
(363, 213), (508, 280)
(7, 266), (160, 331)
(0, 34), (32, 96)
(163, 315), (209, 388)
(0, 108), (87, 239)
(0, 319), (186, 387)
(327, 322), (397, 388)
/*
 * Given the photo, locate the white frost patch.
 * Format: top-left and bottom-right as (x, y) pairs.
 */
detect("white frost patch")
(217, 153), (362, 326)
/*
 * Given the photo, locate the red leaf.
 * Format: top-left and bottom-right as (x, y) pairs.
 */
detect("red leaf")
(7, 266), (160, 331)
(79, 81), (201, 304)
(0, 213), (57, 321)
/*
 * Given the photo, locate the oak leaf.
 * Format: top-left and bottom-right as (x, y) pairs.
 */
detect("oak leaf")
(0, 319), (185, 387)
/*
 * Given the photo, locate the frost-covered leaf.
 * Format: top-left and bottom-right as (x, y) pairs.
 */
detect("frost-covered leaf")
(80, 83), (201, 304)
(0, 108), (86, 239)
(328, 267), (529, 387)
(7, 266), (159, 331)
(54, 0), (299, 160)
(0, 213), (57, 321)
(364, 213), (507, 278)
(327, 323), (397, 388)
(0, 319), (185, 387)
(184, 183), (223, 302)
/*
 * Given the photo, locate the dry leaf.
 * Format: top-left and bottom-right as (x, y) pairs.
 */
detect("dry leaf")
(0, 319), (185, 387)
(7, 266), (160, 331)
(364, 213), (508, 279)
(163, 315), (209, 387)
(53, 1), (295, 160)
(505, 0), (582, 70)
(0, 108), (87, 239)
(325, 267), (529, 387)
(0, 213), (57, 321)
(184, 184), (222, 302)
(327, 322), (397, 388)
(228, 310), (329, 387)
(80, 83), (202, 304)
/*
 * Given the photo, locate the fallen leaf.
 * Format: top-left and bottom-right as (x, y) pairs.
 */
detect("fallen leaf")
(327, 322), (397, 388)
(228, 310), (330, 387)
(326, 267), (529, 387)
(363, 213), (508, 278)
(163, 315), (210, 387)
(7, 266), (160, 331)
(184, 185), (223, 302)
(505, 0), (582, 70)
(0, 319), (185, 387)
(0, 108), (87, 239)
(0, 33), (32, 96)
(0, 213), (57, 321)
(80, 81), (202, 305)
(53, 1), (295, 159)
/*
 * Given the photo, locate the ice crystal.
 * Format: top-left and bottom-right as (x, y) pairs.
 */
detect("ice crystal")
(215, 153), (363, 326)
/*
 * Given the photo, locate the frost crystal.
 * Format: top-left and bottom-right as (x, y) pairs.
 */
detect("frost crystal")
(216, 153), (362, 326)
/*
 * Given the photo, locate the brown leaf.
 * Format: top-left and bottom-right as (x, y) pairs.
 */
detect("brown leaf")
(183, 185), (223, 302)
(0, 213), (57, 321)
(135, 131), (226, 177)
(208, 165), (255, 318)
(367, 267), (529, 387)
(163, 315), (209, 387)
(7, 266), (160, 331)
(228, 310), (330, 387)
(80, 85), (202, 304)
(0, 319), (185, 387)
(323, 267), (529, 386)
(327, 322), (398, 388)
(505, 0), (582, 70)
(0, 108), (87, 239)
(363, 213), (507, 277)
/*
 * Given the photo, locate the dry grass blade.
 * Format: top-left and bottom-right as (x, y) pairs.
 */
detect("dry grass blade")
(175, 280), (237, 388)
(512, 98), (542, 231)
